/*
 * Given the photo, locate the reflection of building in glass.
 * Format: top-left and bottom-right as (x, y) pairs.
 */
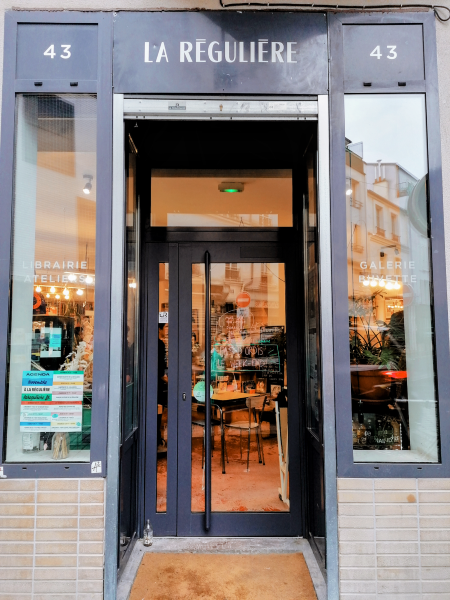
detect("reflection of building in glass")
(346, 139), (437, 461)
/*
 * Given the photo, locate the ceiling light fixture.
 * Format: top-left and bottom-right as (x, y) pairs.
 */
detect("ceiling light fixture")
(35, 286), (41, 293)
(76, 289), (83, 296)
(346, 189), (353, 195)
(218, 182), (244, 193)
(55, 294), (60, 299)
(46, 293), (50, 298)
(83, 174), (93, 195)
(68, 274), (77, 282)
(50, 286), (56, 293)
(85, 275), (93, 284)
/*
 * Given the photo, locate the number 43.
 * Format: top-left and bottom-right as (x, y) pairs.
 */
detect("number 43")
(370, 45), (397, 60)
(44, 44), (71, 59)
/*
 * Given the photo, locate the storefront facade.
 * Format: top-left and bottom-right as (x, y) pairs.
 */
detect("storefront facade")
(0, 5), (449, 600)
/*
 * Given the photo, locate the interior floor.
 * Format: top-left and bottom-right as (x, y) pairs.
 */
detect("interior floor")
(157, 420), (289, 513)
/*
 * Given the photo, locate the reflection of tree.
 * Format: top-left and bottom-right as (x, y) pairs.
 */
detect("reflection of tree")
(349, 292), (399, 370)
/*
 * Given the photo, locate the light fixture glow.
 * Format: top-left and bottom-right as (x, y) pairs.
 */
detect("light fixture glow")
(363, 279), (370, 287)
(83, 174), (93, 195)
(394, 281), (401, 290)
(129, 282), (137, 288)
(379, 279), (386, 287)
(346, 189), (353, 195)
(85, 275), (93, 284)
(76, 289), (83, 296)
(68, 274), (77, 282)
(46, 293), (50, 298)
(218, 182), (244, 193)
(55, 294), (60, 299)
(386, 282), (394, 290)
(370, 279), (377, 287)
(50, 286), (56, 293)
(35, 286), (41, 293)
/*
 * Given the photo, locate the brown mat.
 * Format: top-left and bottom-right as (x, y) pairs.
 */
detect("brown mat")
(130, 552), (317, 600)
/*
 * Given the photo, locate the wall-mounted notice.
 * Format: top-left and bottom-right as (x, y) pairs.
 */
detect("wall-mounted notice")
(40, 327), (62, 358)
(20, 370), (83, 433)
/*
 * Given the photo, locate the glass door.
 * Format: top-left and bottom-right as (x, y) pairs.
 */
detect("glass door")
(177, 242), (302, 536)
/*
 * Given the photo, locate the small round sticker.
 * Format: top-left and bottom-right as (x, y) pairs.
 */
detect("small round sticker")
(193, 381), (214, 403)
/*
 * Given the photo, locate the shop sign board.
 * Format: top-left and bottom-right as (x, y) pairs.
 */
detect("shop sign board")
(343, 24), (424, 84)
(113, 12), (328, 94)
(16, 24), (98, 81)
(20, 370), (83, 432)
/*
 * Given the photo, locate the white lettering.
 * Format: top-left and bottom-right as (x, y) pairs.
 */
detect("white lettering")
(258, 39), (269, 63)
(41, 275), (47, 282)
(225, 41), (237, 63)
(287, 42), (297, 63)
(387, 261), (393, 269)
(34, 275), (38, 282)
(271, 41), (284, 63)
(360, 261), (367, 269)
(180, 41), (193, 62)
(409, 261), (415, 269)
(359, 275), (365, 282)
(208, 41), (222, 63)
(196, 39), (206, 63)
(44, 261), (50, 269)
(62, 275), (68, 283)
(411, 275), (417, 283)
(370, 262), (376, 269)
(395, 261), (401, 269)
(81, 262), (87, 269)
(79, 275), (85, 283)
(35, 261), (42, 269)
(24, 275), (32, 282)
(156, 42), (168, 63)
(239, 41), (247, 63)
(67, 261), (74, 269)
(52, 262), (60, 269)
(250, 41), (256, 63)
(379, 261), (384, 269)
(144, 42), (153, 63)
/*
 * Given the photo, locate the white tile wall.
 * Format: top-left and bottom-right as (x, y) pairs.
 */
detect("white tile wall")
(338, 478), (450, 600)
(0, 478), (105, 600)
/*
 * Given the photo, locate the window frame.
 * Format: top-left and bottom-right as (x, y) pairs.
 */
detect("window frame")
(329, 11), (450, 477)
(0, 11), (113, 478)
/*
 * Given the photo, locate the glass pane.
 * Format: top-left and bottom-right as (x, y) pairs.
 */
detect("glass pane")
(156, 263), (169, 512)
(345, 94), (439, 463)
(5, 94), (96, 462)
(151, 169), (293, 227)
(191, 263), (289, 512)
(304, 151), (322, 437)
(124, 147), (139, 438)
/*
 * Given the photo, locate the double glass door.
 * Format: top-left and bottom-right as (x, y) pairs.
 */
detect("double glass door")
(144, 241), (302, 536)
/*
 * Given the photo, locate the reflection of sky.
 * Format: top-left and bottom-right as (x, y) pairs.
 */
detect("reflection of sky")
(345, 95), (428, 180)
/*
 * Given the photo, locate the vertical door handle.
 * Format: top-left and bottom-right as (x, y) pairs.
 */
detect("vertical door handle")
(182, 393), (186, 401)
(204, 251), (212, 531)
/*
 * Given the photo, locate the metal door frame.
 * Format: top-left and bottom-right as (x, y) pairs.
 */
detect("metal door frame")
(109, 94), (339, 598)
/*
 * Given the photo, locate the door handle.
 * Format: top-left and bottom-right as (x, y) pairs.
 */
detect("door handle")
(182, 393), (186, 401)
(204, 250), (212, 531)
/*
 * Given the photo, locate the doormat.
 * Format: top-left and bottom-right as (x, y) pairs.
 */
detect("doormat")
(129, 552), (317, 600)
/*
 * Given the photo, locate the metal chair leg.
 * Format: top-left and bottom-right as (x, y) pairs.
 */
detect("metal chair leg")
(247, 427), (251, 471)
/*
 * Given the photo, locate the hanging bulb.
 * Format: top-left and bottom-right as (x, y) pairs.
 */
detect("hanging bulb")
(379, 279), (386, 288)
(35, 286), (41, 293)
(46, 293), (50, 298)
(394, 281), (401, 290)
(363, 279), (370, 287)
(386, 282), (394, 290)
(76, 289), (83, 296)
(68, 274), (77, 282)
(85, 275), (93, 284)
(55, 294), (60, 299)
(370, 279), (377, 287)
(63, 288), (68, 295)
(50, 286), (56, 293)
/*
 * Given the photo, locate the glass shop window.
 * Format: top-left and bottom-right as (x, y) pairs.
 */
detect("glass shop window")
(345, 94), (439, 463)
(5, 94), (97, 463)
